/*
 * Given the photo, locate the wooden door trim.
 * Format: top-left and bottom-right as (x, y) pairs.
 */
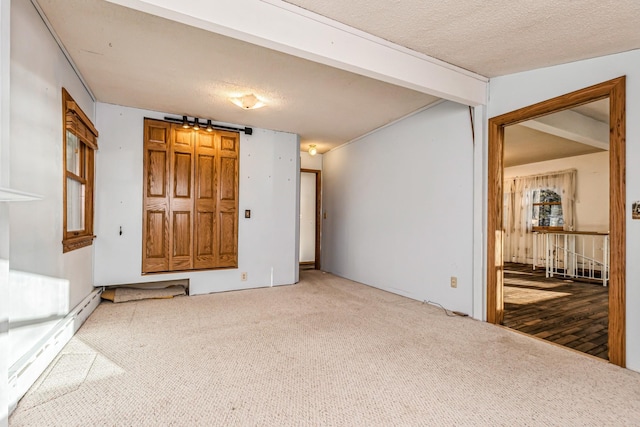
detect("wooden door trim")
(301, 168), (322, 270)
(487, 77), (626, 367)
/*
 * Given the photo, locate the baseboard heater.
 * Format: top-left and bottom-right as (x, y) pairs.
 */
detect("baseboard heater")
(8, 288), (102, 414)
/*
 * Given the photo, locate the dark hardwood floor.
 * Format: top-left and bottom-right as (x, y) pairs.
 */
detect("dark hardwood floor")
(503, 262), (608, 360)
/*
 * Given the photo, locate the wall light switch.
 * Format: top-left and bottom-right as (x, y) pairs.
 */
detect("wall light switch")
(245, 209), (251, 218)
(450, 277), (458, 288)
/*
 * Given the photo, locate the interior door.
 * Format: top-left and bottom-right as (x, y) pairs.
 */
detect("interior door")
(299, 171), (317, 266)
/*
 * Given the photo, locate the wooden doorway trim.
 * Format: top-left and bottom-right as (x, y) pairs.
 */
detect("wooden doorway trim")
(301, 168), (322, 269)
(487, 77), (626, 367)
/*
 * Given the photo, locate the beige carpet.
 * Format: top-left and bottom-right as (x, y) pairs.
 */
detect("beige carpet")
(10, 271), (640, 426)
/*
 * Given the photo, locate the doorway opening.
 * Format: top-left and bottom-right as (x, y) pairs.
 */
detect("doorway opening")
(487, 77), (626, 367)
(300, 169), (321, 270)
(501, 98), (610, 360)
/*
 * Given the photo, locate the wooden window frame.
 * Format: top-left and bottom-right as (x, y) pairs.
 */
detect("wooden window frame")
(62, 88), (98, 253)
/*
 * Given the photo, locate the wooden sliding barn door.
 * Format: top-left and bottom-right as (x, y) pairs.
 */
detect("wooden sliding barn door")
(216, 132), (239, 268)
(193, 129), (217, 269)
(143, 119), (239, 273)
(170, 127), (195, 271)
(142, 120), (170, 273)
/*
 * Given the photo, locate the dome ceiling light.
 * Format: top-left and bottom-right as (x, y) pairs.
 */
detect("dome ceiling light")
(229, 93), (266, 110)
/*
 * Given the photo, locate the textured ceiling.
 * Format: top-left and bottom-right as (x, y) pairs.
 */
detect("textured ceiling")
(505, 99), (609, 167)
(284, 0), (640, 77)
(572, 99), (609, 124)
(35, 0), (630, 159)
(35, 0), (439, 153)
(505, 125), (603, 168)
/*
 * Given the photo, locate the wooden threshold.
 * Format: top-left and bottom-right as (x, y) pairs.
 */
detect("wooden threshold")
(497, 325), (609, 364)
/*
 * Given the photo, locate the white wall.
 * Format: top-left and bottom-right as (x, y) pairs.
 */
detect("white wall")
(5, 0), (98, 412)
(505, 151), (609, 232)
(489, 49), (640, 371)
(9, 0), (95, 362)
(0, 0), (9, 424)
(94, 103), (300, 295)
(10, 0), (95, 309)
(300, 151), (323, 170)
(322, 101), (474, 314)
(0, 258), (6, 427)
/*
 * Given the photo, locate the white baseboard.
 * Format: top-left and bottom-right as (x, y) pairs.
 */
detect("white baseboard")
(8, 288), (102, 414)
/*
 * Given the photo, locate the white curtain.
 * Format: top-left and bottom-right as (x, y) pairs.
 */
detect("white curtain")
(503, 169), (577, 264)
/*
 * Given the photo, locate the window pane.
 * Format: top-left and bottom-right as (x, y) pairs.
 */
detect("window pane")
(532, 189), (564, 228)
(66, 178), (85, 232)
(66, 130), (80, 175)
(549, 204), (564, 227)
(532, 190), (540, 204)
(540, 189), (561, 203)
(540, 205), (551, 226)
(532, 205), (540, 227)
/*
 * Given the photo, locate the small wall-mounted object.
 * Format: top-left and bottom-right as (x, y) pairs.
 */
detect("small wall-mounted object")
(633, 201), (640, 220)
(450, 276), (458, 288)
(245, 209), (251, 218)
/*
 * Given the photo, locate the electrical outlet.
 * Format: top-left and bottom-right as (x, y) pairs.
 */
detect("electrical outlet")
(241, 272), (248, 281)
(450, 276), (457, 288)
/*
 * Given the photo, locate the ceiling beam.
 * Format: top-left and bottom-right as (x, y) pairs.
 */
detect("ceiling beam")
(104, 0), (487, 106)
(519, 109), (609, 150)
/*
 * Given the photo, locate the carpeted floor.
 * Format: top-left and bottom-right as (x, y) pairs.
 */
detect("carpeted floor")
(10, 270), (640, 426)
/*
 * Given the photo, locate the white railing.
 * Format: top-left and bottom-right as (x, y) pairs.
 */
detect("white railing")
(533, 231), (609, 286)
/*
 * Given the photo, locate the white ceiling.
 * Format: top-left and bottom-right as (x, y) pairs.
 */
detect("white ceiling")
(34, 0), (635, 159)
(505, 126), (603, 167)
(35, 0), (439, 154)
(505, 99), (609, 167)
(284, 0), (640, 77)
(572, 99), (609, 124)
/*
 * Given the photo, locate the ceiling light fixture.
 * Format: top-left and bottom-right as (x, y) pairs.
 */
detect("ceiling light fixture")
(230, 93), (265, 110)
(308, 145), (317, 156)
(206, 119), (214, 132)
(182, 116), (190, 129)
(193, 118), (201, 131)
